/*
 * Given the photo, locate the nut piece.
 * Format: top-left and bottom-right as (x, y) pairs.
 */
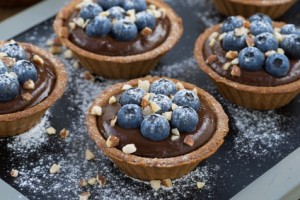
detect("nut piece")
(196, 182), (205, 189)
(150, 102), (161, 113)
(274, 31), (283, 42)
(225, 51), (238, 59)
(141, 27), (153, 36)
(122, 144), (137, 154)
(22, 93), (33, 101)
(184, 135), (194, 147)
(23, 79), (35, 90)
(171, 103), (178, 111)
(79, 179), (88, 187)
(64, 49), (73, 59)
(122, 84), (132, 91)
(2, 57), (16, 67)
(246, 36), (255, 47)
(230, 58), (239, 65)
(49, 164), (60, 174)
(142, 106), (154, 116)
(171, 135), (180, 141)
(33, 54), (44, 66)
(85, 149), (95, 161)
(108, 96), (117, 104)
(171, 128), (180, 136)
(158, 8), (166, 18)
(176, 82), (185, 90)
(209, 32), (219, 40)
(208, 38), (216, 47)
(243, 20), (251, 29)
(150, 180), (161, 191)
(10, 169), (19, 177)
(161, 179), (173, 188)
(205, 54), (217, 64)
(91, 106), (102, 116)
(69, 22), (76, 30)
(88, 178), (97, 185)
(192, 88), (198, 95)
(234, 27), (249, 36)
(277, 48), (285, 55)
(0, 52), (7, 59)
(162, 111), (172, 121)
(218, 33), (226, 41)
(265, 50), (277, 57)
(231, 65), (241, 77)
(138, 80), (150, 92)
(46, 127), (57, 135)
(222, 62), (231, 71)
(96, 174), (106, 186)
(84, 71), (95, 81)
(106, 135), (120, 148)
(79, 192), (91, 200)
(60, 128), (69, 139)
(110, 116), (117, 127)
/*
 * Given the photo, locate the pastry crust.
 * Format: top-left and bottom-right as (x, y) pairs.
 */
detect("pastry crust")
(86, 76), (229, 180)
(0, 41), (67, 137)
(53, 0), (183, 79)
(194, 23), (300, 110)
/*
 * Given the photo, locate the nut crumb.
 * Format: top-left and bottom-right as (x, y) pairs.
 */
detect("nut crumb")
(231, 65), (241, 77)
(150, 102), (161, 113)
(208, 38), (216, 47)
(22, 93), (33, 101)
(225, 51), (238, 59)
(108, 96), (117, 104)
(205, 54), (217, 64)
(79, 192), (91, 200)
(265, 50), (277, 57)
(110, 116), (117, 127)
(176, 82), (185, 90)
(171, 135), (180, 141)
(91, 106), (102, 116)
(196, 182), (205, 189)
(162, 111), (172, 121)
(209, 32), (219, 40)
(49, 164), (60, 174)
(46, 127), (56, 135)
(141, 27), (153, 36)
(96, 174), (106, 186)
(106, 135), (120, 148)
(10, 169), (19, 177)
(234, 27), (249, 36)
(184, 135), (194, 147)
(85, 149), (95, 161)
(277, 48), (285, 55)
(218, 33), (226, 41)
(33, 54), (44, 66)
(150, 180), (161, 191)
(122, 84), (132, 91)
(161, 179), (173, 188)
(171, 128), (180, 136)
(122, 144), (137, 154)
(64, 49), (73, 59)
(88, 178), (97, 185)
(2, 57), (16, 67)
(222, 62), (231, 71)
(69, 22), (76, 30)
(60, 128), (70, 139)
(171, 103), (178, 111)
(142, 106), (154, 116)
(246, 35), (255, 47)
(138, 80), (150, 92)
(84, 71), (95, 81)
(230, 58), (239, 65)
(23, 79), (35, 90)
(79, 179), (88, 187)
(243, 20), (251, 29)
(0, 52), (7, 59)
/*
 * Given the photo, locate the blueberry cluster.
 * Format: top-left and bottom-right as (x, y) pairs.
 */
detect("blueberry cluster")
(221, 13), (300, 78)
(76, 0), (158, 41)
(0, 42), (38, 102)
(116, 79), (200, 141)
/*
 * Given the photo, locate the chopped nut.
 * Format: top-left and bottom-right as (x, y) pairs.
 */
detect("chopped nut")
(161, 179), (173, 188)
(171, 128), (180, 136)
(205, 54), (217, 64)
(150, 102), (161, 113)
(171, 135), (180, 141)
(234, 27), (249, 36)
(69, 22), (76, 30)
(142, 106), (154, 116)
(277, 48), (285, 55)
(60, 128), (69, 139)
(162, 111), (172, 121)
(158, 8), (167, 19)
(96, 174), (106, 186)
(209, 32), (219, 41)
(125, 15), (136, 22)
(192, 88), (198, 95)
(91, 106), (102, 116)
(84, 71), (95, 81)
(184, 135), (194, 147)
(122, 144), (137, 154)
(274, 27), (281, 33)
(231, 58), (239, 65)
(148, 4), (156, 10)
(32, 55), (45, 66)
(108, 96), (117, 104)
(208, 38), (216, 47)
(73, 17), (86, 28)
(73, 61), (80, 68)
(49, 164), (60, 174)
(23, 79), (35, 90)
(64, 49), (73, 59)
(225, 51), (238, 59)
(231, 65), (241, 77)
(10, 169), (19, 177)
(49, 46), (62, 54)
(141, 98), (149, 108)
(46, 39), (54, 46)
(85, 149), (95, 161)
(100, 11), (110, 17)
(79, 192), (91, 200)
(110, 116), (117, 127)
(0, 52), (7, 59)
(222, 62), (231, 71)
(138, 80), (150, 92)
(88, 178), (97, 185)
(122, 84), (132, 91)
(2, 57), (16, 67)
(46, 127), (56, 135)
(22, 93), (33, 101)
(106, 135), (120, 148)
(246, 35), (255, 47)
(79, 179), (88, 187)
(127, 9), (136, 16)
(176, 82), (185, 90)
(152, 10), (162, 18)
(196, 182), (205, 189)
(218, 33), (226, 41)
(243, 20), (251, 29)
(141, 27), (153, 36)
(150, 180), (161, 191)
(265, 50), (277, 57)
(171, 103), (178, 111)
(274, 31), (283, 42)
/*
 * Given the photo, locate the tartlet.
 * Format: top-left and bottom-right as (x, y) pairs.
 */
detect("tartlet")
(212, 0), (297, 19)
(53, 0), (183, 79)
(86, 77), (228, 180)
(0, 41), (67, 137)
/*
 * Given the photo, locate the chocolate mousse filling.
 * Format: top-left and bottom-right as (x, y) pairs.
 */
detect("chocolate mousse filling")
(0, 52), (56, 114)
(97, 95), (216, 158)
(67, 12), (171, 56)
(203, 39), (300, 86)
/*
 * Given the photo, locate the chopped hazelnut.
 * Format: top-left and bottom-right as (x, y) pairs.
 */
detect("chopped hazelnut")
(225, 51), (238, 59)
(161, 179), (173, 188)
(171, 135), (180, 141)
(171, 128), (180, 136)
(0, 52), (7, 59)
(108, 96), (117, 104)
(176, 82), (185, 90)
(91, 106), (102, 116)
(110, 116), (117, 127)
(142, 106), (154, 116)
(60, 128), (70, 139)
(85, 149), (95, 161)
(192, 88), (198, 95)
(23, 79), (35, 90)
(246, 36), (255, 47)
(122, 84), (132, 91)
(162, 111), (172, 121)
(222, 62), (231, 71)
(208, 38), (216, 47)
(69, 22), (76, 30)
(88, 178), (97, 185)
(64, 49), (73, 59)
(209, 32), (219, 40)
(265, 50), (277, 57)
(138, 80), (150, 92)
(49, 164), (60, 174)
(122, 144), (137, 154)
(277, 48), (285, 55)
(2, 57), (16, 67)
(205, 54), (217, 64)
(79, 192), (91, 200)
(234, 27), (249, 36)
(10, 169), (19, 177)
(184, 135), (194, 147)
(22, 93), (33, 101)
(141, 27), (153, 36)
(32, 55), (44, 66)
(230, 58), (239, 65)
(46, 127), (56, 135)
(231, 65), (241, 77)
(243, 20), (251, 29)
(158, 8), (167, 19)
(150, 180), (161, 191)
(150, 102), (161, 113)
(171, 103), (178, 111)
(79, 179), (88, 187)
(96, 174), (106, 186)
(106, 135), (120, 148)
(218, 33), (226, 41)
(196, 182), (205, 189)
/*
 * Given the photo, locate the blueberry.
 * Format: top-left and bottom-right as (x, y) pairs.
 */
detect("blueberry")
(280, 24), (298, 35)
(112, 19), (138, 41)
(122, 0), (147, 12)
(12, 60), (37, 84)
(0, 43), (26, 61)
(173, 89), (200, 111)
(117, 104), (143, 129)
(0, 61), (7, 74)
(0, 73), (19, 102)
(149, 94), (172, 114)
(249, 13), (272, 25)
(85, 16), (112, 37)
(79, 3), (103, 20)
(149, 79), (176, 96)
(135, 11), (156, 31)
(119, 87), (145, 106)
(171, 106), (199, 133)
(280, 34), (300, 59)
(265, 53), (290, 77)
(254, 32), (278, 53)
(238, 47), (264, 71)
(141, 114), (170, 141)
(221, 16), (243, 33)
(97, 0), (121, 10)
(107, 6), (126, 20)
(250, 20), (273, 36)
(222, 31), (247, 51)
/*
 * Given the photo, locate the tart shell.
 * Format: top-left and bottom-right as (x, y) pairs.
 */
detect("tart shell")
(53, 0), (183, 79)
(194, 23), (300, 110)
(0, 41), (67, 137)
(86, 76), (229, 180)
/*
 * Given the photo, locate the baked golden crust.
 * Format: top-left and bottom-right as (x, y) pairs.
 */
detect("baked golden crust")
(86, 76), (229, 180)
(0, 41), (67, 137)
(194, 23), (300, 110)
(53, 0), (183, 79)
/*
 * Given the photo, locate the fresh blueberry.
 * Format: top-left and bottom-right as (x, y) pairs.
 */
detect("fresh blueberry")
(149, 79), (176, 96)
(149, 94), (172, 114)
(12, 60), (37, 84)
(254, 32), (278, 53)
(0, 43), (26, 61)
(250, 20), (273, 36)
(280, 24), (298, 35)
(79, 3), (103, 20)
(141, 114), (170, 141)
(221, 16), (243, 33)
(222, 31), (247, 51)
(280, 34), (300, 59)
(249, 13), (272, 25)
(119, 87), (145, 106)
(85, 16), (112, 37)
(0, 73), (19, 102)
(171, 106), (199, 133)
(112, 19), (138, 41)
(97, 0), (121, 10)
(265, 53), (290, 77)
(122, 0), (147, 12)
(117, 104), (143, 129)
(107, 6), (126, 20)
(238, 47), (264, 71)
(0, 61), (7, 74)
(173, 89), (200, 111)
(135, 11), (156, 31)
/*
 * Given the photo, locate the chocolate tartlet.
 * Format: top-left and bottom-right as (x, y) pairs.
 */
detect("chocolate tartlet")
(53, 0), (183, 79)
(86, 77), (228, 180)
(0, 41), (67, 137)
